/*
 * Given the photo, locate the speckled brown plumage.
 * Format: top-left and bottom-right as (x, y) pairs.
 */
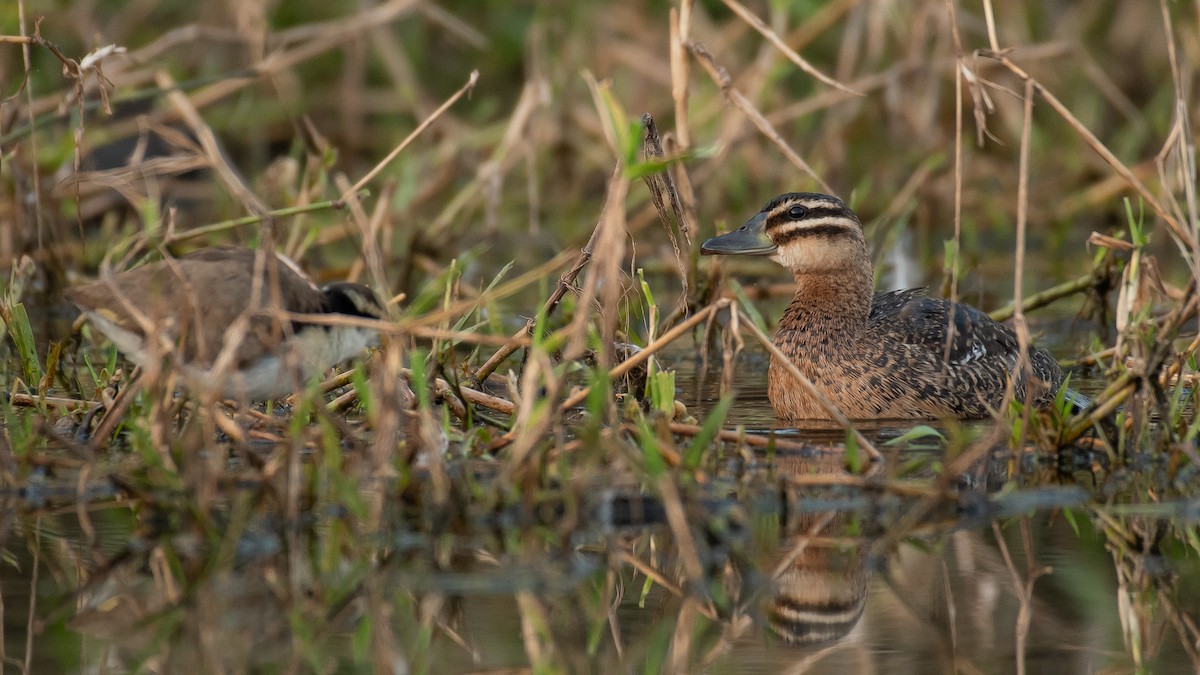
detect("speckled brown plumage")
(66, 246), (383, 399)
(702, 192), (1083, 420)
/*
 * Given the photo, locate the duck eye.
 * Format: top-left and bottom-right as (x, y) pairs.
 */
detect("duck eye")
(787, 205), (808, 219)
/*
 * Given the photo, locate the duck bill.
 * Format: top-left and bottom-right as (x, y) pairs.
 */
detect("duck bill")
(700, 213), (778, 256)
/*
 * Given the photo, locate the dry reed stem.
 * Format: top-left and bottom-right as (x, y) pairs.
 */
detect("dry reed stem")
(782, 472), (942, 498)
(505, 350), (559, 475)
(159, 199), (348, 245)
(720, 0), (860, 96)
(433, 377), (513, 416)
(321, 360), (511, 418)
(477, 80), (546, 234)
(423, 249), (572, 316)
(484, 302), (729, 454)
(1062, 376), (1134, 445)
(1059, 287), (1200, 443)
(667, 596), (704, 673)
(687, 41), (833, 194)
(14, 0), (44, 254)
(641, 114), (693, 307)
(8, 392), (93, 411)
(35, 0), (424, 147)
(945, 0), (965, 302)
(1154, 0), (1199, 269)
(515, 592), (557, 670)
(333, 173), (373, 255)
(735, 310), (882, 461)
(669, 2), (693, 150)
(1007, 77), (1035, 439)
(352, 179), (398, 290)
(617, 550), (684, 598)
(665, 421), (831, 454)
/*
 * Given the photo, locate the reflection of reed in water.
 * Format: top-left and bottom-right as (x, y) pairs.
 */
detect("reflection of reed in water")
(765, 448), (870, 645)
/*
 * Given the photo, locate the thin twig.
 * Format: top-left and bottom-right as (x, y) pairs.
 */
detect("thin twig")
(687, 41), (833, 194)
(720, 0), (859, 96)
(340, 69), (479, 201)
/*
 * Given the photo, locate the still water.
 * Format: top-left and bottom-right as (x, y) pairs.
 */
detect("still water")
(2, 328), (1198, 673)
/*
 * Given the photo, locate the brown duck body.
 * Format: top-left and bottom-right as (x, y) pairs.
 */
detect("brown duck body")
(66, 246), (383, 400)
(704, 193), (1079, 421)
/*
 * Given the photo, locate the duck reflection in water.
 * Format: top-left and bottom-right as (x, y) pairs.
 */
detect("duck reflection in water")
(760, 448), (870, 646)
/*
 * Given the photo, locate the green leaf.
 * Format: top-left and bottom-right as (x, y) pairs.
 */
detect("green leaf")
(844, 429), (861, 473)
(685, 395), (734, 469)
(884, 424), (946, 446)
(650, 370), (675, 415)
(9, 303), (43, 383)
(1061, 507), (1081, 537)
(730, 281), (768, 334)
(636, 416), (665, 476)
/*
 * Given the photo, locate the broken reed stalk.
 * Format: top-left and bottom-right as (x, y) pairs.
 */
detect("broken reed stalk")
(735, 309), (882, 461)
(640, 114), (693, 305)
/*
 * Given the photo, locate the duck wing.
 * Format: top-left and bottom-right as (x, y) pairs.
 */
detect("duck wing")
(869, 288), (1065, 396)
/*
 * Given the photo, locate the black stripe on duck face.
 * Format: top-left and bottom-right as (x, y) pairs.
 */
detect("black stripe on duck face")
(764, 206), (852, 230)
(772, 223), (859, 245)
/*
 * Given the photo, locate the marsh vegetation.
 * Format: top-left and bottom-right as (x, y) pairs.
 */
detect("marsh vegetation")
(2, 0), (1199, 672)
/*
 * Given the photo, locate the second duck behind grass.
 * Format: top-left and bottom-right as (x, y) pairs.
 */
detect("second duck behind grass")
(701, 192), (1087, 420)
(67, 246), (384, 401)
